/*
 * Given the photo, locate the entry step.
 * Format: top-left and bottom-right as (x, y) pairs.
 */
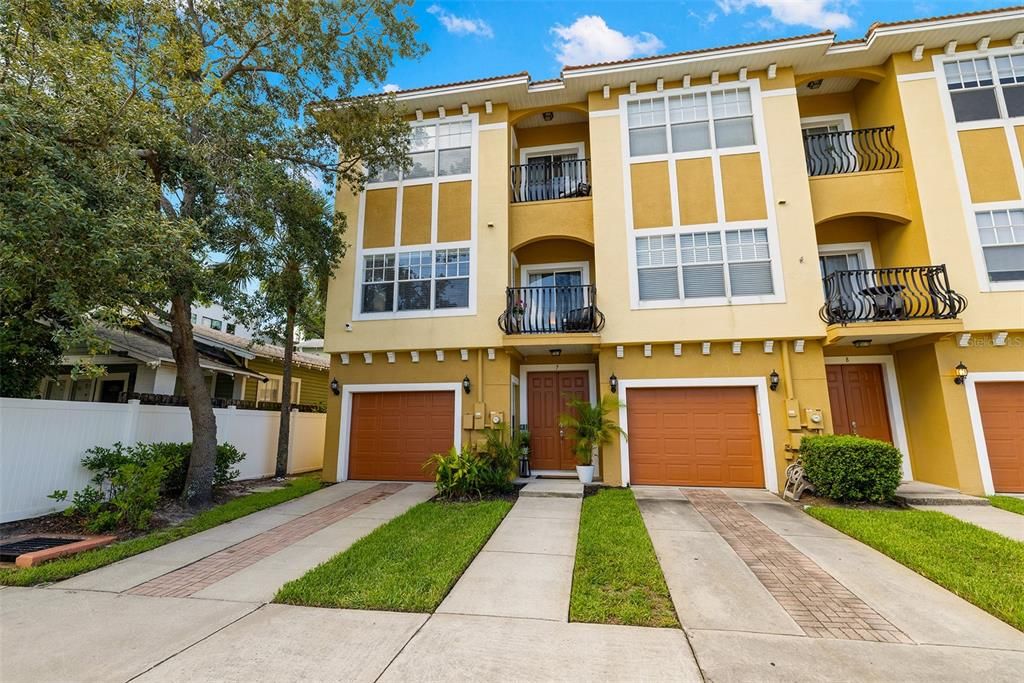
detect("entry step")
(519, 480), (583, 499)
(896, 481), (989, 506)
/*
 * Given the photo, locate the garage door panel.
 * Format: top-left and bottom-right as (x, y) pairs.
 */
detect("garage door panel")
(626, 386), (764, 487)
(349, 390), (455, 481)
(978, 382), (1024, 493)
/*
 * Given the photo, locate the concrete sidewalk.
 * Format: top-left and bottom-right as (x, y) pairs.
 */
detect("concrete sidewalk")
(436, 482), (582, 621)
(912, 504), (1024, 542)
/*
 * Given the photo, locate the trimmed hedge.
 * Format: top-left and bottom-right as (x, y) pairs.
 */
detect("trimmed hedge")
(801, 434), (902, 503)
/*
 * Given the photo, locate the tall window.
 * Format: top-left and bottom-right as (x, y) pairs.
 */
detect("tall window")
(368, 119), (473, 182)
(976, 209), (1024, 282)
(636, 228), (774, 302)
(257, 376), (301, 403)
(945, 53), (1024, 122)
(627, 87), (756, 157)
(361, 248), (471, 314)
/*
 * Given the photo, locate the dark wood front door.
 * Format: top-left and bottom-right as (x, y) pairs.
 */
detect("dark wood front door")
(826, 364), (893, 443)
(527, 370), (590, 470)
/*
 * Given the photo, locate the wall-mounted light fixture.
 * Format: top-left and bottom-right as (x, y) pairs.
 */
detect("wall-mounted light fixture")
(462, 375), (472, 394)
(953, 361), (968, 385)
(769, 369), (780, 392)
(330, 378), (340, 396)
(609, 373), (618, 393)
(807, 78), (824, 90)
(549, 348), (562, 357)
(542, 111), (554, 121)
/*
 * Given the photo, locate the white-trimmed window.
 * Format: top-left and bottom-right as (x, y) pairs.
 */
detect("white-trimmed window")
(944, 53), (1024, 122)
(361, 247), (471, 314)
(636, 235), (679, 300)
(976, 209), (1024, 282)
(627, 87), (756, 157)
(257, 375), (301, 403)
(434, 247), (470, 308)
(368, 119), (473, 182)
(636, 228), (774, 301)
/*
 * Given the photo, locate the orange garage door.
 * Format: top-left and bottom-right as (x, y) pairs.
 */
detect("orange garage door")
(349, 391), (455, 481)
(977, 382), (1024, 493)
(627, 386), (764, 487)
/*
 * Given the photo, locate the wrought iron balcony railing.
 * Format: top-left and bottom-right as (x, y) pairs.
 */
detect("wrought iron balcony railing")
(819, 265), (967, 325)
(803, 126), (901, 177)
(510, 158), (591, 203)
(498, 285), (605, 334)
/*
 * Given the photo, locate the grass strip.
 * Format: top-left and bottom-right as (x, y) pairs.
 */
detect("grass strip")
(808, 507), (1024, 631)
(988, 495), (1024, 516)
(274, 499), (511, 612)
(569, 488), (679, 628)
(0, 476), (323, 587)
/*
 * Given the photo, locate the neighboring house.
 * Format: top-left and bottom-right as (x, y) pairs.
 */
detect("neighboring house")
(320, 7), (1024, 496)
(40, 323), (329, 408)
(188, 301), (251, 338)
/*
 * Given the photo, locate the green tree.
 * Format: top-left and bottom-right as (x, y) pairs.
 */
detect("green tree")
(2, 1), (424, 506)
(233, 172), (344, 478)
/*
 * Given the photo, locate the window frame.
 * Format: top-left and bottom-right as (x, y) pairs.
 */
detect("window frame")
(256, 373), (302, 404)
(365, 116), (475, 187)
(357, 243), (474, 318)
(974, 208), (1024, 283)
(943, 51), (1024, 124)
(633, 224), (778, 306)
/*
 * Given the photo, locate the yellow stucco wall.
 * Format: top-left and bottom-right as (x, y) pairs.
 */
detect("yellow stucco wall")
(720, 153), (768, 221)
(808, 170), (911, 225)
(362, 188), (397, 248)
(958, 128), (1020, 203)
(675, 158), (717, 225)
(437, 180), (472, 242)
(510, 198), (593, 250)
(400, 184), (432, 245)
(629, 161), (673, 228)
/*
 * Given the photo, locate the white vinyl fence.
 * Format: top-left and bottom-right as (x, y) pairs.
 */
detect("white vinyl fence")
(0, 398), (326, 523)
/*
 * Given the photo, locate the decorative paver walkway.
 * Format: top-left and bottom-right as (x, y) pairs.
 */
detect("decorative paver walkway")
(685, 489), (912, 643)
(128, 483), (407, 598)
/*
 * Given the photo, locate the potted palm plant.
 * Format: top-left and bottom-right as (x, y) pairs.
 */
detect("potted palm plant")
(559, 394), (626, 484)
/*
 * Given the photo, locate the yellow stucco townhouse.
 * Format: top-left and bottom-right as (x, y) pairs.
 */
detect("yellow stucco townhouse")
(321, 6), (1024, 496)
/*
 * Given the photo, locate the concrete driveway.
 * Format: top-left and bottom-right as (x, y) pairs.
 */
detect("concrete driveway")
(1, 485), (1022, 682)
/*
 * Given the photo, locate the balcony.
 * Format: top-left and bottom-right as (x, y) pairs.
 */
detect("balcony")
(804, 126), (911, 225)
(510, 158), (590, 203)
(498, 285), (605, 335)
(819, 265), (967, 345)
(803, 127), (901, 177)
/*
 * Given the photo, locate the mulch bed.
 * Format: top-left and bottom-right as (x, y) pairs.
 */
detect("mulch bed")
(0, 476), (297, 543)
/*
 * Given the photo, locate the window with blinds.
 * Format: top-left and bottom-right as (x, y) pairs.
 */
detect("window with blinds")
(636, 228), (774, 302)
(976, 209), (1024, 282)
(626, 87), (756, 157)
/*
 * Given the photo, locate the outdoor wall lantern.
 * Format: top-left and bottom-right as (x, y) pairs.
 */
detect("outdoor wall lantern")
(609, 373), (618, 393)
(769, 369), (780, 392)
(330, 378), (340, 396)
(953, 361), (969, 385)
(462, 375), (472, 394)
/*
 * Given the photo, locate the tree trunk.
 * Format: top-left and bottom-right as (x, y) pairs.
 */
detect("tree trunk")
(169, 294), (218, 506)
(275, 304), (296, 478)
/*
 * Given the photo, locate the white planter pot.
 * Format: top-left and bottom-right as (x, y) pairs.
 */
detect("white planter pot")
(576, 465), (595, 484)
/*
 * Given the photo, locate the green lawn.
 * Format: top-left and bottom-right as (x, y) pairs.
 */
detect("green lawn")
(569, 488), (679, 628)
(808, 507), (1024, 631)
(275, 499), (511, 612)
(0, 476), (323, 587)
(988, 495), (1024, 516)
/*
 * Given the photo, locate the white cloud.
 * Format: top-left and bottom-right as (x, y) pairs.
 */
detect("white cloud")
(382, 83), (401, 93)
(551, 16), (664, 66)
(427, 4), (493, 38)
(715, 0), (853, 31)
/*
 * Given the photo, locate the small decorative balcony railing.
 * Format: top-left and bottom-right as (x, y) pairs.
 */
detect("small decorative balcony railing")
(819, 265), (967, 325)
(803, 126), (901, 177)
(510, 158), (591, 203)
(498, 285), (605, 334)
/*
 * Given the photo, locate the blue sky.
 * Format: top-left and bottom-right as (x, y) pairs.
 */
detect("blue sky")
(364, 0), (1002, 94)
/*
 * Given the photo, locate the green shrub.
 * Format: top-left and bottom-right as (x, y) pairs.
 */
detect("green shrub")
(58, 440), (247, 531)
(428, 445), (486, 499)
(801, 434), (903, 503)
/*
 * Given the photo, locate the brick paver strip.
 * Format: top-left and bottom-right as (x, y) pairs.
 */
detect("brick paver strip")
(685, 489), (913, 644)
(128, 483), (409, 598)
